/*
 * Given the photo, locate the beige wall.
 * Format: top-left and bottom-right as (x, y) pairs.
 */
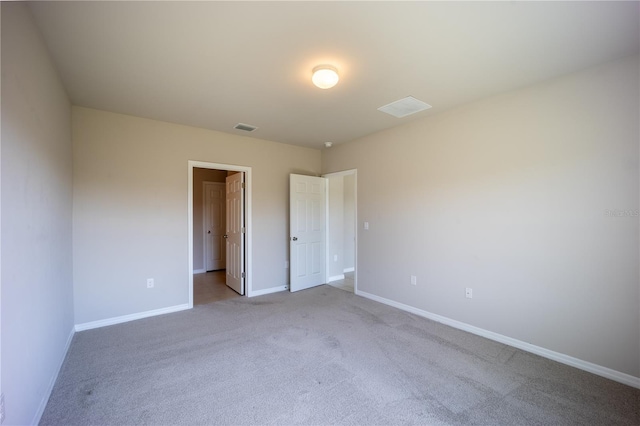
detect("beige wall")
(322, 55), (640, 378)
(1, 4), (74, 424)
(193, 167), (227, 271)
(73, 107), (321, 324)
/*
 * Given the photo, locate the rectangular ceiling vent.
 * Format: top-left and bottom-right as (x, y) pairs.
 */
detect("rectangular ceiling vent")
(377, 96), (432, 118)
(234, 123), (258, 132)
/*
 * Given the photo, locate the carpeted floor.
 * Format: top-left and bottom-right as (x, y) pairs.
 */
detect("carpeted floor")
(41, 285), (639, 425)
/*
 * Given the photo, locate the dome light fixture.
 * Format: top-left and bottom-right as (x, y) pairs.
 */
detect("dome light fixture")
(312, 65), (339, 89)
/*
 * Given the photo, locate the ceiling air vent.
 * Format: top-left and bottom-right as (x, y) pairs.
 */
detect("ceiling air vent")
(377, 96), (432, 118)
(234, 123), (258, 132)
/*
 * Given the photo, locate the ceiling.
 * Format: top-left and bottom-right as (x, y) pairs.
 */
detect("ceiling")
(29, 1), (639, 149)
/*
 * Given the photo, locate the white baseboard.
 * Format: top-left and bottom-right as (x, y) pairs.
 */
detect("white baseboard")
(355, 289), (640, 389)
(193, 269), (206, 274)
(343, 267), (355, 273)
(328, 274), (345, 283)
(32, 325), (75, 425)
(75, 304), (190, 332)
(249, 285), (288, 297)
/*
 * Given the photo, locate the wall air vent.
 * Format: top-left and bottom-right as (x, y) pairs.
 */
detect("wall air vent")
(377, 96), (432, 118)
(234, 123), (258, 132)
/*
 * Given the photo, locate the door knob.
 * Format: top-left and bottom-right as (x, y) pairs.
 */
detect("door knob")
(223, 234), (228, 239)
(292, 237), (298, 241)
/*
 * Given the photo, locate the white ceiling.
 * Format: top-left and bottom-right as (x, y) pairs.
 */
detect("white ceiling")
(29, 1), (639, 149)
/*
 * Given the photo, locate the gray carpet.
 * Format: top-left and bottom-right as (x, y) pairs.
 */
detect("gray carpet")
(41, 285), (639, 425)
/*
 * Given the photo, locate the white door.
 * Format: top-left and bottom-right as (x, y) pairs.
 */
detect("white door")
(290, 174), (327, 292)
(204, 182), (226, 271)
(226, 173), (245, 295)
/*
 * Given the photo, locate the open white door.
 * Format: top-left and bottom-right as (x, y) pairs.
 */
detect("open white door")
(226, 173), (245, 295)
(290, 174), (327, 292)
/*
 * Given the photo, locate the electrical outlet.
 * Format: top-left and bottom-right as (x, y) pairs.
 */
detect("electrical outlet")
(1, 393), (5, 424)
(364, 221), (369, 230)
(411, 275), (417, 286)
(334, 254), (338, 262)
(147, 278), (154, 288)
(465, 288), (473, 299)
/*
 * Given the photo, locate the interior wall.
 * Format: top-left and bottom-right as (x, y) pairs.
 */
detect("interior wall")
(328, 176), (345, 278)
(1, 3), (74, 425)
(73, 106), (321, 324)
(193, 168), (227, 272)
(322, 55), (640, 378)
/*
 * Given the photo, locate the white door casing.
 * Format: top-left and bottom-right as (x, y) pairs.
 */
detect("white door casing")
(290, 174), (327, 292)
(204, 182), (226, 271)
(188, 161), (252, 307)
(226, 173), (245, 295)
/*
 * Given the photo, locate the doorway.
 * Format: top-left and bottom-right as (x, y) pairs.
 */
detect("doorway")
(198, 174), (234, 305)
(194, 171), (227, 274)
(188, 161), (252, 308)
(325, 170), (357, 293)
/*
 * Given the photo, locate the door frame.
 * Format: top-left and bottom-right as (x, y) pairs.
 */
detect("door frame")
(188, 161), (252, 308)
(323, 169), (358, 294)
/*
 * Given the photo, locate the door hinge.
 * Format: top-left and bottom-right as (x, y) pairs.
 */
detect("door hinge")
(241, 182), (245, 189)
(241, 227), (246, 233)
(241, 272), (245, 278)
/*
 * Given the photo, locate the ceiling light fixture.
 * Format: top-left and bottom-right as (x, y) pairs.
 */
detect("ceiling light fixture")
(324, 141), (333, 148)
(312, 65), (339, 89)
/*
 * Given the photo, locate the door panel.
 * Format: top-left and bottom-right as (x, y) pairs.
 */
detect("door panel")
(204, 182), (226, 271)
(311, 242), (323, 274)
(290, 174), (326, 292)
(295, 244), (307, 277)
(226, 173), (245, 295)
